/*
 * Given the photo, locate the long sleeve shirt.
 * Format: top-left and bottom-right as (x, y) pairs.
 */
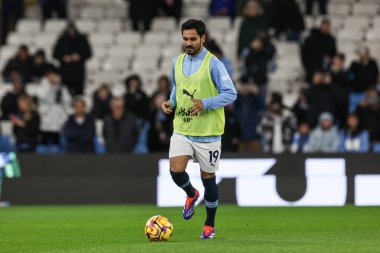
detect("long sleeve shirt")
(169, 48), (237, 142)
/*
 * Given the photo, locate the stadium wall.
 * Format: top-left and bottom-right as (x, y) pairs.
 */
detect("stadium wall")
(2, 154), (380, 206)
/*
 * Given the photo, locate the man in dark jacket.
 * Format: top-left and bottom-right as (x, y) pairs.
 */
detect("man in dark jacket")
(38, 0), (68, 20)
(53, 22), (92, 96)
(103, 97), (139, 153)
(63, 97), (96, 153)
(1, 0), (24, 44)
(2, 45), (33, 83)
(127, 0), (157, 31)
(301, 19), (337, 82)
(1, 75), (26, 120)
(124, 75), (150, 120)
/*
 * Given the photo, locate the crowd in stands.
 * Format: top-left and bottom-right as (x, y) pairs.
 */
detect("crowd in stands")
(0, 0), (380, 154)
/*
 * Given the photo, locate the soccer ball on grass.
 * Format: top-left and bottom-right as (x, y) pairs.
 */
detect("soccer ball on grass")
(144, 215), (173, 241)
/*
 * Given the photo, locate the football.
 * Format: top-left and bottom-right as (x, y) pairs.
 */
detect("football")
(144, 215), (173, 241)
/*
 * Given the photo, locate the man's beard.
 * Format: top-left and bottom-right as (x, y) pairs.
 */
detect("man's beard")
(185, 44), (201, 56)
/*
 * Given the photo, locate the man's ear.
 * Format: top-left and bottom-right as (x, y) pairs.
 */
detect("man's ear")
(201, 35), (206, 44)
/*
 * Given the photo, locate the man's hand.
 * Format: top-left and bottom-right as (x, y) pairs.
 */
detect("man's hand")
(161, 101), (173, 114)
(189, 98), (204, 116)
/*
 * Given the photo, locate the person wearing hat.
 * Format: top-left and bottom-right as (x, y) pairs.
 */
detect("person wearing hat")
(31, 49), (56, 82)
(307, 112), (339, 153)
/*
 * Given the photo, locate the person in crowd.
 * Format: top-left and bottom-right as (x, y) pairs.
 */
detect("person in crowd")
(103, 97), (139, 153)
(305, 0), (328, 15)
(237, 0), (269, 57)
(301, 19), (337, 82)
(53, 22), (92, 96)
(339, 113), (369, 153)
(355, 87), (380, 145)
(126, 0), (157, 31)
(63, 97), (96, 153)
(11, 95), (40, 152)
(2, 45), (33, 83)
(307, 112), (339, 153)
(1, 75), (26, 120)
(291, 122), (310, 153)
(206, 39), (234, 78)
(124, 74), (150, 120)
(271, 0), (305, 41)
(292, 89), (309, 125)
(348, 47), (379, 113)
(234, 80), (265, 153)
(91, 84), (113, 120)
(1, 0), (24, 44)
(38, 0), (68, 20)
(156, 0), (182, 22)
(222, 104), (241, 152)
(209, 0), (236, 20)
(305, 72), (341, 128)
(36, 67), (71, 146)
(31, 49), (55, 82)
(257, 92), (297, 153)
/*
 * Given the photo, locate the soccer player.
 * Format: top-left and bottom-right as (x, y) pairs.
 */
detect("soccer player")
(161, 19), (237, 239)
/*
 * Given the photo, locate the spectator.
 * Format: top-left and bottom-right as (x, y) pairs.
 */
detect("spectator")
(292, 89), (309, 126)
(37, 67), (71, 146)
(124, 74), (150, 120)
(2, 45), (33, 83)
(339, 113), (369, 153)
(209, 0), (236, 19)
(237, 0), (269, 56)
(38, 0), (68, 20)
(156, 0), (182, 22)
(222, 104), (241, 152)
(63, 97), (96, 153)
(355, 87), (380, 144)
(53, 22), (92, 96)
(257, 92), (297, 153)
(103, 97), (139, 153)
(234, 81), (265, 153)
(1, 75), (26, 120)
(291, 122), (310, 153)
(307, 112), (339, 153)
(126, 0), (157, 32)
(271, 0), (305, 41)
(206, 39), (234, 78)
(305, 72), (340, 128)
(1, 0), (24, 44)
(31, 49), (55, 82)
(301, 19), (337, 82)
(91, 84), (113, 120)
(11, 95), (40, 153)
(305, 0), (328, 15)
(348, 47), (379, 112)
(150, 75), (172, 101)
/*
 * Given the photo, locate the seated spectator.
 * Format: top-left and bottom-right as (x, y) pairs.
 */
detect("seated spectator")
(2, 45), (33, 83)
(1, 74), (26, 120)
(348, 47), (379, 113)
(103, 97), (138, 153)
(148, 92), (173, 152)
(291, 122), (310, 153)
(234, 81), (265, 153)
(37, 67), (71, 146)
(150, 75), (171, 101)
(39, 0), (68, 20)
(63, 97), (95, 153)
(301, 19), (337, 82)
(1, 0), (24, 44)
(156, 0), (182, 22)
(292, 89), (309, 125)
(355, 87), (380, 145)
(222, 104), (241, 152)
(53, 21), (92, 96)
(305, 0), (328, 15)
(307, 112), (339, 153)
(31, 49), (55, 82)
(339, 114), (369, 153)
(207, 39), (234, 78)
(128, 0), (157, 32)
(11, 95), (40, 152)
(238, 0), (269, 57)
(209, 0), (236, 19)
(91, 84), (113, 119)
(124, 74), (149, 120)
(257, 92), (297, 153)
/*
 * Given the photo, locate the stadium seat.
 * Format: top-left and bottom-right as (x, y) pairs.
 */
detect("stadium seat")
(0, 46), (18, 62)
(144, 32), (171, 45)
(33, 33), (58, 48)
(115, 32), (142, 47)
(90, 33), (115, 47)
(372, 17), (380, 28)
(207, 17), (231, 31)
(366, 29), (380, 41)
(80, 7), (104, 19)
(108, 46), (134, 59)
(329, 4), (352, 16)
(352, 4), (380, 16)
(131, 59), (159, 72)
(6, 33), (35, 46)
(344, 17), (371, 30)
(98, 20), (123, 33)
(151, 17), (177, 32)
(111, 84), (126, 97)
(373, 143), (380, 153)
(16, 19), (41, 34)
(135, 46), (162, 59)
(76, 20), (98, 34)
(337, 29), (364, 42)
(44, 20), (67, 33)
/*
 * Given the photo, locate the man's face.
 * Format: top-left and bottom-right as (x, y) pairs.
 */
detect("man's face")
(182, 29), (205, 56)
(320, 22), (331, 34)
(18, 49), (29, 61)
(74, 101), (85, 115)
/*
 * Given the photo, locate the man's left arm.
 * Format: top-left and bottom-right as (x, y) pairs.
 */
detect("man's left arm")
(202, 57), (237, 110)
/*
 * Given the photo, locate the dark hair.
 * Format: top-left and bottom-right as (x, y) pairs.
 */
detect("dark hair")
(125, 74), (142, 90)
(335, 53), (345, 61)
(181, 19), (207, 37)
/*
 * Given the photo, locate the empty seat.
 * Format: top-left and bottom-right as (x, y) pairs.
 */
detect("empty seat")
(33, 33), (58, 47)
(151, 17), (177, 32)
(366, 29), (380, 41)
(337, 29), (364, 42)
(90, 33), (114, 47)
(44, 20), (67, 33)
(115, 32), (141, 46)
(207, 17), (231, 31)
(131, 59), (159, 72)
(80, 7), (104, 19)
(16, 19), (41, 33)
(328, 4), (351, 16)
(144, 32), (170, 45)
(103, 58), (129, 72)
(344, 17), (371, 30)
(135, 46), (162, 59)
(98, 20), (123, 33)
(372, 16), (380, 28)
(6, 33), (35, 46)
(352, 4), (379, 16)
(76, 20), (98, 34)
(108, 47), (134, 59)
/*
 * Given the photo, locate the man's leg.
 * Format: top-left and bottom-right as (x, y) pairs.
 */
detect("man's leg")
(201, 170), (219, 228)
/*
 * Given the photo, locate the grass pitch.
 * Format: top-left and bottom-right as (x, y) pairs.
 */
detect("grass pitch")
(1, 205), (379, 253)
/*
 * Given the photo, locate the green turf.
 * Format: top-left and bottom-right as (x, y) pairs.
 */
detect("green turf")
(1, 205), (380, 253)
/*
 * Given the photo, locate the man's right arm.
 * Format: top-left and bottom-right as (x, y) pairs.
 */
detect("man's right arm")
(168, 57), (178, 108)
